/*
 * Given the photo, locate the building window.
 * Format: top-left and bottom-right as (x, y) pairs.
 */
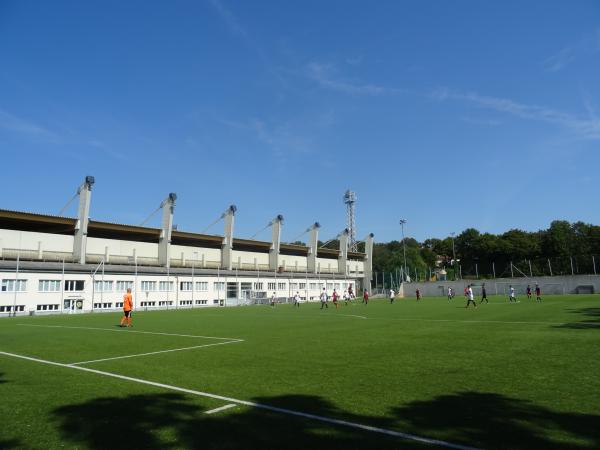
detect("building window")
(116, 302), (124, 308)
(299, 283), (306, 289)
(267, 282), (276, 291)
(158, 281), (173, 292)
(290, 283), (298, 290)
(0, 305), (25, 312)
(93, 303), (113, 309)
(141, 281), (156, 292)
(334, 283), (340, 290)
(309, 283), (318, 290)
(195, 300), (208, 305)
(196, 281), (208, 291)
(93, 280), (113, 292)
(36, 304), (59, 311)
(213, 299), (219, 304)
(179, 300), (193, 306)
(39, 280), (61, 292)
(277, 282), (286, 290)
(159, 300), (173, 306)
(140, 301), (156, 307)
(253, 282), (263, 290)
(2, 279), (27, 292)
(116, 281), (133, 291)
(326, 283), (334, 290)
(180, 282), (193, 291)
(213, 282), (225, 291)
(65, 280), (85, 291)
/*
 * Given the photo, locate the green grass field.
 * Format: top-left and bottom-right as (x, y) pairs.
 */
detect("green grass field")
(1, 294), (599, 449)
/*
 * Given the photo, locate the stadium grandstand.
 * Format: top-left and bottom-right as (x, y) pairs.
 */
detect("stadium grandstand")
(0, 176), (373, 315)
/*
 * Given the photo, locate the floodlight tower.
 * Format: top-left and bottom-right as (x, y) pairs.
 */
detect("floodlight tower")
(343, 190), (358, 252)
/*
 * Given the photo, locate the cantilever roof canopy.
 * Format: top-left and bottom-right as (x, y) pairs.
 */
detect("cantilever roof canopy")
(0, 209), (365, 260)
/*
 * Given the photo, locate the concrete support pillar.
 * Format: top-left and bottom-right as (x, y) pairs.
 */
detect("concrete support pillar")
(338, 228), (349, 275)
(269, 215), (284, 271)
(158, 193), (177, 268)
(363, 233), (374, 293)
(221, 205), (237, 270)
(73, 175), (94, 264)
(307, 222), (320, 273)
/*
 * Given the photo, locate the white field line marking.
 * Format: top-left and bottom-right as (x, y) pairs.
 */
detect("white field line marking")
(205, 403), (237, 415)
(387, 317), (567, 326)
(68, 340), (243, 365)
(0, 351), (481, 450)
(16, 324), (242, 341)
(337, 314), (367, 319)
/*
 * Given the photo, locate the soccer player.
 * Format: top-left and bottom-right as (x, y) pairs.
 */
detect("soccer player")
(447, 287), (453, 302)
(363, 289), (369, 305)
(509, 285), (516, 303)
(119, 288), (133, 327)
(480, 283), (488, 304)
(270, 292), (276, 307)
(343, 289), (350, 305)
(535, 284), (542, 302)
(526, 285), (532, 300)
(416, 288), (422, 301)
(389, 288), (395, 304)
(348, 284), (355, 299)
(465, 284), (477, 308)
(320, 288), (328, 309)
(332, 289), (339, 309)
(293, 291), (301, 308)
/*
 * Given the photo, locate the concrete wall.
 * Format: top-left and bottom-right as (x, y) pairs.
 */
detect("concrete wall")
(399, 274), (600, 298)
(0, 229), (73, 253)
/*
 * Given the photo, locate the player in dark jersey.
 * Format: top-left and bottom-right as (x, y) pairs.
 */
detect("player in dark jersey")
(479, 283), (488, 304)
(526, 285), (532, 300)
(535, 284), (542, 302)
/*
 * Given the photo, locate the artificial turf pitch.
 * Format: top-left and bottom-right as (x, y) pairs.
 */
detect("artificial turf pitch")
(1, 294), (599, 449)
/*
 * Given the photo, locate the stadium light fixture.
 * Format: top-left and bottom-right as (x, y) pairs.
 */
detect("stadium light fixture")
(399, 219), (407, 282)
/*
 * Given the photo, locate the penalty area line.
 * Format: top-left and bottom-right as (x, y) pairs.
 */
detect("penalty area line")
(68, 340), (243, 365)
(205, 404), (237, 415)
(0, 350), (480, 450)
(16, 324), (243, 341)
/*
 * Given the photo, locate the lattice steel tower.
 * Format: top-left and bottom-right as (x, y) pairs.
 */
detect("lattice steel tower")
(343, 190), (358, 252)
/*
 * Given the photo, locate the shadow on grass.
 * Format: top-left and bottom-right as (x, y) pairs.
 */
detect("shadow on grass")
(0, 439), (22, 449)
(557, 308), (600, 329)
(51, 391), (600, 450)
(0, 372), (7, 384)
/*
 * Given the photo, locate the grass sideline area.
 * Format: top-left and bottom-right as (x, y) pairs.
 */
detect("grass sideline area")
(1, 294), (599, 449)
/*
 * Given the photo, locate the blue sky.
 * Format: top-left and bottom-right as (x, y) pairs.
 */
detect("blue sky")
(0, 0), (599, 244)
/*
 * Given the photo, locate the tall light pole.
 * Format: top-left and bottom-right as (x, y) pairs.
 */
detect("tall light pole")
(450, 232), (457, 280)
(399, 219), (407, 282)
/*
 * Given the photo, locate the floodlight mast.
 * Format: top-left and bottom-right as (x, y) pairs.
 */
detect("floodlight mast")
(307, 222), (320, 273)
(73, 175), (95, 264)
(269, 215), (284, 271)
(399, 219), (407, 282)
(343, 190), (358, 252)
(158, 193), (177, 268)
(221, 205), (237, 270)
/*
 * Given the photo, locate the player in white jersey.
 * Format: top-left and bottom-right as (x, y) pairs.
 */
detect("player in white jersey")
(320, 288), (328, 309)
(465, 284), (477, 308)
(293, 292), (301, 308)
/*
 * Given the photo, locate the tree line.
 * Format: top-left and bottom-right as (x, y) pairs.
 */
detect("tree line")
(373, 220), (600, 278)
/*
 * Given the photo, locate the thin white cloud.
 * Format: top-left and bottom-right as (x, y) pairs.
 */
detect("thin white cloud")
(460, 116), (501, 127)
(432, 88), (600, 140)
(543, 30), (600, 72)
(306, 62), (404, 96)
(208, 0), (247, 38)
(543, 47), (576, 72)
(0, 109), (58, 141)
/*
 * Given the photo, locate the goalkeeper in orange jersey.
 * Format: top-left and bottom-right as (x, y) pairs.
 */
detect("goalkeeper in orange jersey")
(119, 288), (133, 327)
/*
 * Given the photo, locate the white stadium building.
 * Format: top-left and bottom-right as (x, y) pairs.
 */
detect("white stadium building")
(0, 177), (373, 316)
